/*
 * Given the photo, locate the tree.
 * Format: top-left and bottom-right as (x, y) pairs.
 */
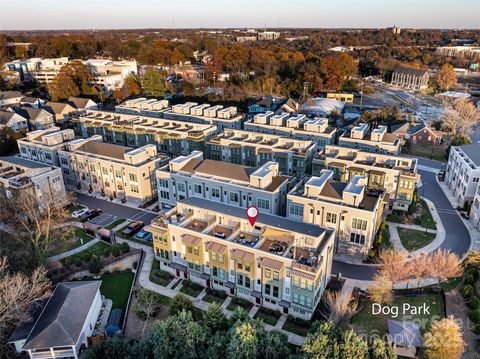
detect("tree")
(88, 254), (102, 275)
(337, 329), (369, 359)
(229, 306), (249, 325)
(226, 319), (262, 359)
(369, 272), (394, 305)
(142, 69), (167, 97)
(450, 134), (472, 146)
(203, 302), (228, 333)
(260, 331), (291, 359)
(148, 310), (205, 359)
(302, 321), (338, 358)
(134, 288), (162, 338)
(320, 52), (357, 91)
(435, 64), (457, 91)
(171, 48), (186, 64)
(369, 337), (396, 359)
(0, 189), (72, 265)
(324, 290), (357, 328)
(0, 126), (23, 155)
(114, 74), (142, 102)
(49, 61), (97, 101)
(376, 249), (410, 283)
(423, 317), (465, 359)
(0, 257), (51, 357)
(169, 293), (193, 315)
(441, 98), (480, 137)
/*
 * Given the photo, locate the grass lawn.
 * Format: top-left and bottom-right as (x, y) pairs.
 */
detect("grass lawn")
(352, 293), (445, 337)
(60, 241), (110, 265)
(68, 204), (86, 213)
(47, 228), (94, 257)
(203, 288), (228, 304)
(100, 271), (135, 313)
(282, 315), (312, 337)
(179, 281), (204, 297)
(171, 279), (182, 290)
(106, 218), (127, 230)
(416, 200), (437, 230)
(227, 297), (254, 312)
(254, 306), (282, 326)
(403, 143), (447, 163)
(149, 260), (174, 286)
(398, 228), (435, 251)
(439, 277), (462, 292)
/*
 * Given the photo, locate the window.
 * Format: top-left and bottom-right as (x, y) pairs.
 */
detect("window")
(45, 153), (52, 160)
(193, 246), (199, 255)
(326, 212), (337, 224)
(218, 254), (224, 263)
(229, 192), (239, 203)
(130, 184), (139, 193)
(60, 157), (68, 166)
(265, 269), (271, 278)
(211, 252), (217, 261)
(211, 188), (220, 199)
(245, 264), (251, 272)
(219, 268), (225, 280)
(352, 218), (367, 231)
(265, 284), (271, 295)
(245, 277), (251, 288)
(306, 297), (313, 309)
(160, 191), (169, 200)
(212, 267), (218, 276)
(350, 233), (366, 245)
(90, 164), (96, 171)
(289, 204), (303, 217)
(273, 286), (279, 298)
(102, 167), (108, 175)
(237, 262), (243, 270)
(177, 183), (186, 192)
(257, 198), (270, 210)
(52, 176), (61, 184)
(115, 170), (122, 178)
(158, 179), (169, 188)
(129, 173), (138, 182)
(273, 271), (279, 280)
(194, 184), (202, 194)
(187, 246), (193, 254)
(62, 168), (70, 175)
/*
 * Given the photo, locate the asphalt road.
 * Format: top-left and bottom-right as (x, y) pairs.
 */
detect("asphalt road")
(76, 193), (158, 224)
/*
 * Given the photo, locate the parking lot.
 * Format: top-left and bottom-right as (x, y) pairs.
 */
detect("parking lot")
(88, 213), (118, 227)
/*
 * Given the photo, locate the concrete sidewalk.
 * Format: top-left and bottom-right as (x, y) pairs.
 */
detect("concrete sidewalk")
(47, 237), (100, 263)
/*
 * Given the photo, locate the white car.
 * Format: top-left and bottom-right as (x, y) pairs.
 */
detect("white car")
(71, 207), (89, 218)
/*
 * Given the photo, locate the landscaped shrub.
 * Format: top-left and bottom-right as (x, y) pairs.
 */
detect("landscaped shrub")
(103, 246), (111, 257)
(469, 296), (480, 311)
(89, 254), (102, 275)
(111, 244), (121, 257)
(470, 309), (480, 324)
(463, 284), (474, 299)
(467, 267), (479, 281)
(74, 258), (83, 268)
(120, 242), (130, 253)
(81, 252), (92, 263)
(132, 261), (138, 269)
(206, 288), (227, 299)
(465, 274), (475, 285)
(170, 293), (193, 315)
(64, 256), (75, 267)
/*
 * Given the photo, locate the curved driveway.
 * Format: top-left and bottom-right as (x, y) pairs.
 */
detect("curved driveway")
(331, 164), (471, 281)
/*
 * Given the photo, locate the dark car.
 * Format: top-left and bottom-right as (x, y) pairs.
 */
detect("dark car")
(122, 221), (144, 237)
(79, 209), (102, 222)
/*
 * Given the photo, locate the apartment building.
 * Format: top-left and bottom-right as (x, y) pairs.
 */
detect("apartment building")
(244, 112), (336, 149)
(4, 57), (69, 84)
(445, 143), (480, 207)
(156, 151), (292, 215)
(71, 110), (217, 157)
(313, 145), (420, 211)
(57, 136), (169, 203)
(147, 197), (334, 319)
(207, 129), (316, 178)
(287, 169), (387, 259)
(0, 156), (68, 209)
(18, 127), (75, 166)
(338, 123), (402, 154)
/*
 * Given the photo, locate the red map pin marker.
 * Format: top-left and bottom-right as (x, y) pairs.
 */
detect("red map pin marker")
(246, 206), (259, 226)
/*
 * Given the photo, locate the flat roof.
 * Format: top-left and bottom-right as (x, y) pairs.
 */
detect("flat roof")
(458, 143), (480, 166)
(0, 156), (50, 169)
(76, 141), (132, 160)
(180, 197), (328, 238)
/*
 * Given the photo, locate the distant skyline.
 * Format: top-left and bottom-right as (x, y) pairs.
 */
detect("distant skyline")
(1, 0), (479, 31)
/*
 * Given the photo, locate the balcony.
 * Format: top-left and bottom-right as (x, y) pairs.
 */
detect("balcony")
(232, 231), (259, 247)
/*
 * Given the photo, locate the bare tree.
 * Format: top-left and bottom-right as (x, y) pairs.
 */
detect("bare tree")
(0, 189), (72, 264)
(428, 250), (462, 283)
(134, 288), (161, 338)
(324, 290), (357, 328)
(441, 98), (480, 137)
(376, 249), (410, 283)
(0, 257), (51, 357)
(369, 272), (393, 305)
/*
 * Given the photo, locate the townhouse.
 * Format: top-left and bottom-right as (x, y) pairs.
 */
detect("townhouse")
(71, 110), (217, 157)
(313, 145), (420, 211)
(116, 99), (243, 133)
(147, 197), (335, 319)
(156, 151), (292, 215)
(287, 169), (387, 259)
(207, 129), (316, 178)
(57, 136), (169, 204)
(445, 143), (480, 207)
(17, 127), (76, 166)
(244, 112), (336, 149)
(0, 156), (68, 209)
(338, 123), (402, 154)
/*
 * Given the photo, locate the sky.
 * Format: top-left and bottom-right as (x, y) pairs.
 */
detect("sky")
(0, 0), (479, 30)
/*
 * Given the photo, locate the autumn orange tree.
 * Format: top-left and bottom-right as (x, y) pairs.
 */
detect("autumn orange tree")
(435, 63), (457, 91)
(49, 60), (97, 101)
(423, 317), (465, 359)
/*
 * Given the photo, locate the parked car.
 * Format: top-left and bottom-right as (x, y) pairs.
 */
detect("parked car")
(71, 206), (89, 218)
(134, 227), (150, 240)
(79, 209), (102, 222)
(122, 221), (144, 237)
